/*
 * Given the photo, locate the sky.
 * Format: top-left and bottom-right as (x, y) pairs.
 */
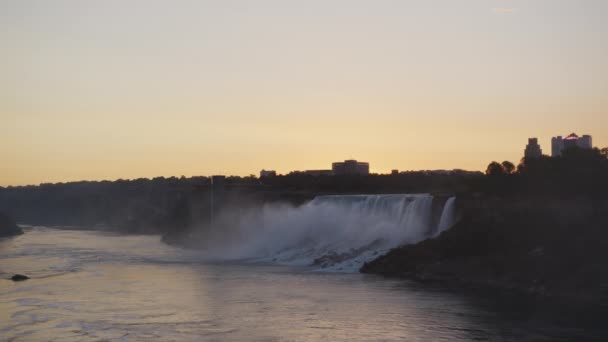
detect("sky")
(1, 0), (607, 186)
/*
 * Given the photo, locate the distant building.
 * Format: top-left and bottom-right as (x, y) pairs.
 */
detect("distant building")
(552, 133), (592, 157)
(332, 159), (370, 176)
(391, 169), (399, 175)
(259, 170), (277, 178)
(579, 134), (593, 149)
(524, 138), (543, 159)
(551, 136), (564, 157)
(286, 159), (370, 176)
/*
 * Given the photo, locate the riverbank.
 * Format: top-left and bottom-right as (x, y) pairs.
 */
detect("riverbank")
(361, 196), (608, 303)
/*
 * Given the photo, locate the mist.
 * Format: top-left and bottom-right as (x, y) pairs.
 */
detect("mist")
(186, 194), (456, 271)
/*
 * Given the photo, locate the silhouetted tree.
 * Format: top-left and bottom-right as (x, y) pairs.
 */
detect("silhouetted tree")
(485, 162), (505, 177)
(501, 161), (515, 174)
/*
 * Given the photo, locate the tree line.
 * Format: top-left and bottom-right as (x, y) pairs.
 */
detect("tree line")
(483, 146), (608, 197)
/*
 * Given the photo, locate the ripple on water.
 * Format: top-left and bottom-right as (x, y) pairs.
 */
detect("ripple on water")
(1, 227), (608, 341)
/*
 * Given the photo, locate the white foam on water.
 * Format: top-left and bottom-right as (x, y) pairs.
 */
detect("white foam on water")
(197, 194), (456, 272)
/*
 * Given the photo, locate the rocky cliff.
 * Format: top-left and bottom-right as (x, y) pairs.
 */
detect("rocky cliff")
(361, 196), (608, 303)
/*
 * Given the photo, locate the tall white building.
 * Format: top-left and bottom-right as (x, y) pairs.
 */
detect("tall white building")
(551, 133), (592, 157)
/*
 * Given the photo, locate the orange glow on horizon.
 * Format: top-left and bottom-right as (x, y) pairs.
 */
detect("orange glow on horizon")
(1, 1), (607, 186)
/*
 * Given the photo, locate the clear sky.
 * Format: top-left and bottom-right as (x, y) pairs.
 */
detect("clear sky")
(2, 0), (607, 186)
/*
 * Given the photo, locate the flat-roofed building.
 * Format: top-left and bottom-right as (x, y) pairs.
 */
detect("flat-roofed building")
(332, 159), (370, 176)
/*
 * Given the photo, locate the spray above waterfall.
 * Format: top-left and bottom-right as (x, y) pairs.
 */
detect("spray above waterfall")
(197, 194), (457, 272)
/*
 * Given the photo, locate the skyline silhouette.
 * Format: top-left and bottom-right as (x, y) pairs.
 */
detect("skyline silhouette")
(2, 0), (607, 186)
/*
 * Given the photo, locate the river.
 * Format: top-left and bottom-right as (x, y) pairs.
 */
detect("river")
(1, 227), (606, 341)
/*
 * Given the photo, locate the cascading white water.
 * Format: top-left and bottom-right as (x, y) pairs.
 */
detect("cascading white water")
(200, 194), (456, 272)
(436, 196), (456, 237)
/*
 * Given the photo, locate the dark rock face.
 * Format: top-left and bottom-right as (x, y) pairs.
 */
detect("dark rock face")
(0, 212), (23, 237)
(361, 196), (608, 303)
(11, 274), (29, 281)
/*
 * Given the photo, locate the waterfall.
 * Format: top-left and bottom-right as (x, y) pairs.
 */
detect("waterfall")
(198, 194), (455, 272)
(436, 197), (456, 236)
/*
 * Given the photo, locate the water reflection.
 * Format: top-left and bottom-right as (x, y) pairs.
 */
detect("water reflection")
(0, 228), (606, 341)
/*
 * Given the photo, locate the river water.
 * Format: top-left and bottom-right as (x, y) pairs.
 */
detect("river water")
(1, 227), (606, 341)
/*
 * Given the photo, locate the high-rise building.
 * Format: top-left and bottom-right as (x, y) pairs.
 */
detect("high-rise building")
(552, 133), (593, 156)
(524, 138), (543, 159)
(332, 159), (370, 175)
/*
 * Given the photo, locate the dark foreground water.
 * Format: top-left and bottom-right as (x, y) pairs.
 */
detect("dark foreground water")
(1, 227), (607, 341)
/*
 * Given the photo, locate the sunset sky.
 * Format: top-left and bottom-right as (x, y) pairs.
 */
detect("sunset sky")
(2, 0), (607, 186)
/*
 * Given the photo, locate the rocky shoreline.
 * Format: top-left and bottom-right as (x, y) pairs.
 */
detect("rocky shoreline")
(361, 196), (608, 304)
